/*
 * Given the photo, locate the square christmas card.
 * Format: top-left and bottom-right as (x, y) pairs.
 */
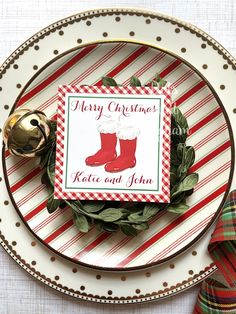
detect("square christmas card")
(54, 85), (172, 203)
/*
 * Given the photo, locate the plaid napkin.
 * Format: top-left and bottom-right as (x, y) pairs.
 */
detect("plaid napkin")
(194, 190), (236, 313)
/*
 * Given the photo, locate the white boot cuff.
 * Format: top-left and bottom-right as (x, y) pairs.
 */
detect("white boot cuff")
(98, 120), (117, 134)
(117, 127), (140, 140)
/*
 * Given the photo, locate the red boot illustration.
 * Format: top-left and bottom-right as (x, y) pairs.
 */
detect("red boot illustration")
(85, 121), (117, 166)
(105, 127), (139, 172)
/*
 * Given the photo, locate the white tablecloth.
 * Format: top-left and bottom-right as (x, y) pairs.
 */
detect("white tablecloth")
(0, 1), (235, 313)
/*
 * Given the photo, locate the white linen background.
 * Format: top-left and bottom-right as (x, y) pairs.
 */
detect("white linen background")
(0, 1), (235, 313)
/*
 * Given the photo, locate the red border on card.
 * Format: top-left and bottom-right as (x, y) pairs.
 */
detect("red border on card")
(54, 85), (172, 203)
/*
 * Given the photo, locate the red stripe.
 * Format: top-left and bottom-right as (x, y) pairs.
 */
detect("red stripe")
(73, 232), (111, 260)
(190, 141), (231, 173)
(160, 59), (181, 77)
(95, 46), (148, 85)
(24, 200), (47, 221)
(17, 45), (97, 107)
(149, 214), (213, 263)
(44, 219), (74, 244)
(116, 184), (227, 267)
(175, 81), (206, 106)
(190, 107), (222, 135)
(10, 167), (42, 193)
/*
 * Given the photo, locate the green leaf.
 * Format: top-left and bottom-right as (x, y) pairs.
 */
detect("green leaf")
(184, 147), (195, 169)
(130, 76), (141, 86)
(73, 212), (89, 233)
(170, 172), (178, 187)
(41, 171), (51, 187)
(180, 173), (199, 191)
(171, 192), (186, 204)
(49, 120), (57, 132)
(98, 208), (123, 222)
(159, 79), (167, 87)
(47, 148), (56, 185)
(177, 143), (185, 160)
(156, 74), (161, 82)
(167, 203), (189, 214)
(172, 106), (189, 131)
(132, 222), (149, 231)
(94, 220), (104, 231)
(171, 173), (199, 198)
(128, 211), (147, 223)
(47, 194), (60, 214)
(102, 76), (118, 86)
(40, 148), (52, 168)
(143, 204), (160, 219)
(171, 149), (181, 165)
(103, 223), (119, 232)
(120, 224), (137, 236)
(83, 201), (105, 213)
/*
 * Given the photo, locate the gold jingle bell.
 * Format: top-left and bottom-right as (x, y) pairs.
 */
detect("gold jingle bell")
(3, 109), (52, 157)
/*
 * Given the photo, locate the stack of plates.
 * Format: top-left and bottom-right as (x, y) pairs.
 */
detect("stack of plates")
(0, 8), (235, 303)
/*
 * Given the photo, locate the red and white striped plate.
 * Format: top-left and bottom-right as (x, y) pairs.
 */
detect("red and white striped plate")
(3, 40), (233, 270)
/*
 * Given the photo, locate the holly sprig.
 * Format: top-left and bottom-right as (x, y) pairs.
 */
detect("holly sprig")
(40, 75), (198, 236)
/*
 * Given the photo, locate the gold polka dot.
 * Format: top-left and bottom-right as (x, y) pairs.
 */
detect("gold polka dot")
(192, 250), (197, 256)
(13, 64), (18, 69)
(96, 274), (101, 280)
(31, 241), (36, 246)
(80, 285), (85, 291)
(129, 31), (135, 36)
(163, 282), (168, 287)
(86, 21), (91, 26)
(223, 64), (228, 69)
(4, 200), (9, 205)
(188, 270), (194, 275)
(103, 32), (108, 37)
(115, 17), (120, 22)
(233, 108), (236, 114)
(50, 257), (55, 262)
(175, 28), (180, 33)
(15, 222), (20, 227)
(31, 261), (36, 266)
(12, 241), (17, 246)
(77, 38), (82, 44)
(72, 268), (77, 273)
(53, 50), (59, 55)
(146, 19), (151, 24)
(16, 84), (21, 89)
(59, 30), (64, 35)
(135, 289), (141, 294)
(181, 48), (186, 53)
(34, 45), (39, 50)
(169, 263), (175, 269)
(202, 64), (208, 69)
(4, 105), (9, 110)
(121, 275), (126, 281)
(220, 85), (225, 90)
(107, 290), (112, 295)
(156, 36), (162, 41)
(145, 272), (151, 277)
(33, 65), (38, 70)
(201, 43), (206, 49)
(55, 276), (60, 281)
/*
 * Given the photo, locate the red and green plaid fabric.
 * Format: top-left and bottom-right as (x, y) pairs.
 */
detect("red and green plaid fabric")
(194, 190), (236, 313)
